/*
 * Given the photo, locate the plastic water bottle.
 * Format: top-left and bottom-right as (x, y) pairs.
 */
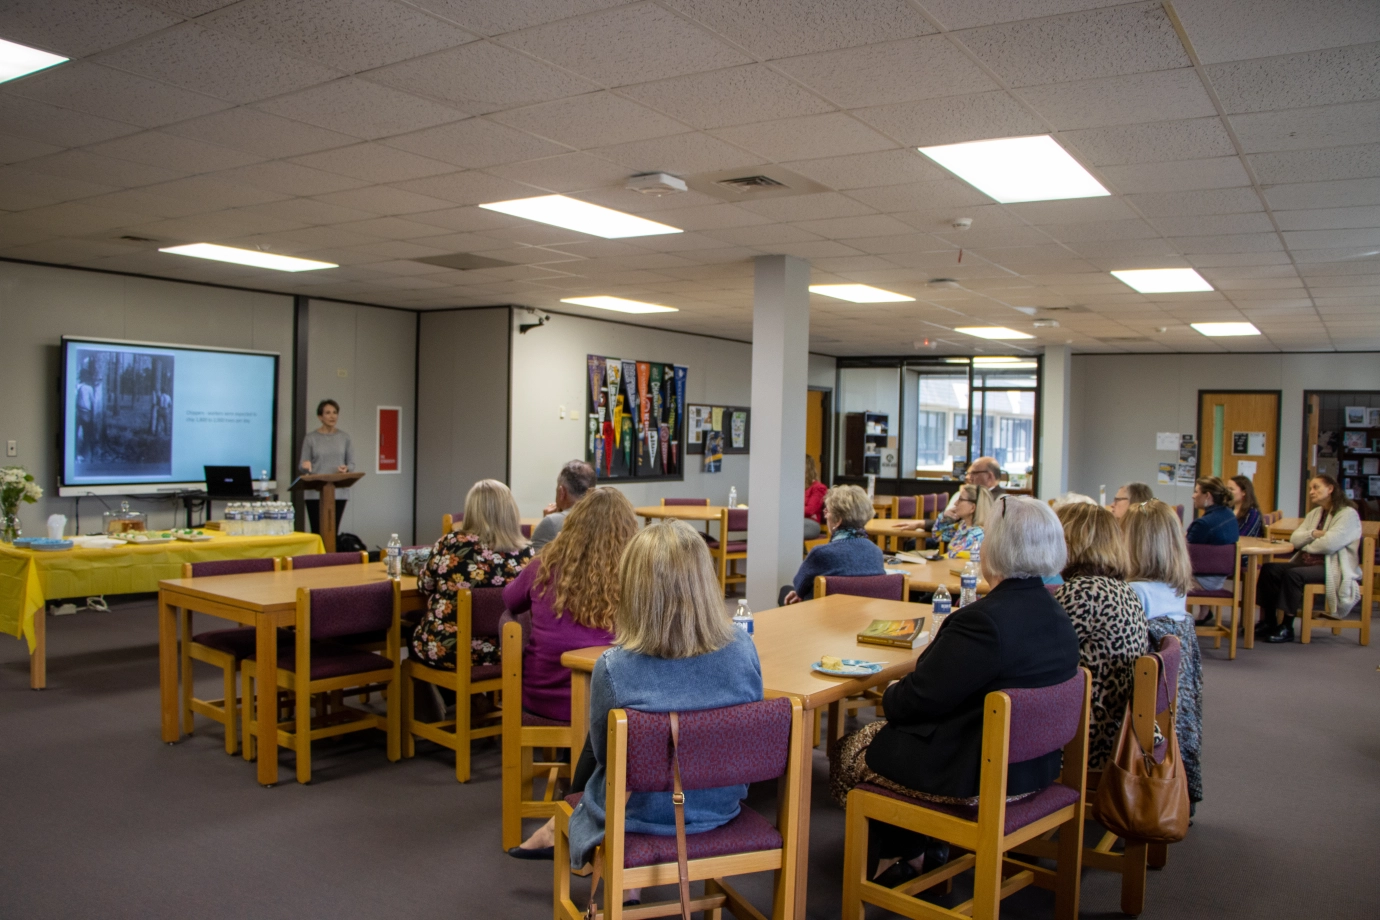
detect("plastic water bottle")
(959, 555), (980, 608)
(728, 486), (738, 508)
(733, 598), (754, 636)
(931, 583), (952, 629)
(386, 533), (402, 579)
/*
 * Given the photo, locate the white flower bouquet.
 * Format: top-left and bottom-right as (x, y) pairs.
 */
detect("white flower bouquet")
(1, 466), (42, 542)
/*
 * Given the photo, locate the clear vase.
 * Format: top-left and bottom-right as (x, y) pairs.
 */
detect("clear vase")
(1, 512), (20, 543)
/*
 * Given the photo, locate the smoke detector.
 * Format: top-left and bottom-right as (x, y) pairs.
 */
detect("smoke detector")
(625, 172), (687, 196)
(951, 217), (973, 231)
(927, 278), (961, 289)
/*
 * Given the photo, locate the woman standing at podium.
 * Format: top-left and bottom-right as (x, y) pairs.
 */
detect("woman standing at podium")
(299, 398), (355, 536)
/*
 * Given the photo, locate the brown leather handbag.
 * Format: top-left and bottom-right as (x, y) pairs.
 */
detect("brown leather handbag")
(1092, 653), (1190, 844)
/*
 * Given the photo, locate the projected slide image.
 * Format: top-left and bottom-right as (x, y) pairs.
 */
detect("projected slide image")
(74, 349), (174, 477)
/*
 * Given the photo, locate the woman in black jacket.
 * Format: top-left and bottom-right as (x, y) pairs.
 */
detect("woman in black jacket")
(830, 495), (1080, 880)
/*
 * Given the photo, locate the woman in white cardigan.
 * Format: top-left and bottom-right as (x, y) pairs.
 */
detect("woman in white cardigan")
(1256, 475), (1363, 643)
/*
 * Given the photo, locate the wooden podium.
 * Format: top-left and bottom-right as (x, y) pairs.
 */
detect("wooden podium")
(292, 472), (364, 552)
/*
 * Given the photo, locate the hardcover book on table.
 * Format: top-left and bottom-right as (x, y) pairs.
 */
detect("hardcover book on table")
(857, 617), (929, 649)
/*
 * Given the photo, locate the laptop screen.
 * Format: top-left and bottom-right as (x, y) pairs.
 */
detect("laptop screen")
(204, 465), (254, 498)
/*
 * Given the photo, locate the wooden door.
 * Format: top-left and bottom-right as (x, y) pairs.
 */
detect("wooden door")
(806, 389), (825, 474)
(1198, 391), (1281, 512)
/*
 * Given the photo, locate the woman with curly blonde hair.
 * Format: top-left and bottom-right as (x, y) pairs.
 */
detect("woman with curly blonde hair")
(501, 487), (638, 722)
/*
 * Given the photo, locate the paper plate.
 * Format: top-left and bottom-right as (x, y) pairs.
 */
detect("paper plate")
(812, 659), (884, 677)
(30, 539), (74, 551)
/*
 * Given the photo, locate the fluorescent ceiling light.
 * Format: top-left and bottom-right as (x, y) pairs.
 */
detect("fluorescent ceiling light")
(561, 296), (678, 314)
(159, 243), (336, 272)
(954, 327), (1035, 340)
(479, 195), (681, 239)
(0, 38), (68, 84)
(918, 135), (1109, 204)
(1191, 322), (1260, 337)
(972, 356), (1023, 365)
(1112, 268), (1214, 293)
(809, 284), (915, 303)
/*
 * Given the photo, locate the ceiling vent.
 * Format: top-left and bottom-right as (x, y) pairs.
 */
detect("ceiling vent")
(412, 252), (514, 271)
(714, 174), (786, 193)
(117, 234), (160, 243)
(686, 165), (827, 202)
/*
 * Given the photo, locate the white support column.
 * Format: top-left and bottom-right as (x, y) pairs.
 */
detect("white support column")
(746, 255), (811, 611)
(1038, 345), (1072, 500)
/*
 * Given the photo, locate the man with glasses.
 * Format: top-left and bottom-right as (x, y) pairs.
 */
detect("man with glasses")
(900, 456), (1006, 539)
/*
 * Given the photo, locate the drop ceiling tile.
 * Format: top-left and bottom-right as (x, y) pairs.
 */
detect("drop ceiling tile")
(165, 108), (358, 158)
(491, 92), (685, 148)
(1099, 156), (1249, 193)
(288, 143), (456, 183)
(1125, 187), (1263, 217)
(1230, 101), (1380, 154)
(664, 0), (935, 60)
(570, 186), (721, 216)
(791, 214), (917, 240)
(121, 209), (307, 241)
(622, 65), (833, 130)
(955, 2), (1188, 88)
(5, 62), (230, 128)
(0, 133), (62, 166)
(1274, 206), (1380, 232)
(1264, 179), (1380, 211)
(405, 0), (625, 36)
(10, 201), (153, 235)
(85, 131), (266, 175)
(365, 40), (596, 114)
(19, 150), (186, 189)
(1171, 0), (1380, 64)
(704, 224), (823, 247)
(841, 232), (950, 255)
(857, 91), (1046, 147)
(1019, 68), (1214, 131)
(710, 113), (895, 161)
(313, 185), (455, 215)
(592, 131), (764, 176)
(739, 192), (875, 222)
(1064, 117), (1235, 166)
(484, 153), (630, 193)
(780, 149), (949, 191)
(0, 167), (118, 210)
(334, 217), (453, 241)
(1067, 238), (1181, 263)
(764, 240), (864, 259)
(203, 0), (475, 71)
(643, 203), (770, 231)
(242, 226), (383, 251)
(1006, 197), (1139, 224)
(0, 0), (180, 57)
(254, 78), (466, 140)
(78, 189), (213, 219)
(1247, 143), (1380, 185)
(1207, 42), (1380, 116)
(383, 119), (569, 170)
(1040, 218), (1158, 242)
(136, 176), (293, 211)
(502, 3), (748, 87)
(209, 161), (369, 197)
(406, 205), (524, 233)
(390, 170), (543, 206)
(775, 35), (995, 109)
(1148, 213), (1276, 236)
(918, 1), (1131, 31)
(1172, 232), (1283, 254)
(1284, 228), (1380, 250)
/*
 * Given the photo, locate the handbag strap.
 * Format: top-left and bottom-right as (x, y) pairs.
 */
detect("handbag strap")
(669, 711), (692, 920)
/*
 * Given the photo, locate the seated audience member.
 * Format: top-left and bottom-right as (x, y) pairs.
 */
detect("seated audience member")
(502, 488), (636, 724)
(782, 484), (884, 604)
(1053, 503), (1150, 771)
(934, 483), (993, 559)
(1186, 476), (1239, 590)
(1229, 474), (1263, 538)
(1111, 482), (1154, 521)
(1122, 500), (1204, 807)
(829, 496), (1078, 882)
(804, 455), (828, 539)
(412, 479), (534, 670)
(1256, 475), (1362, 644)
(530, 460), (596, 551)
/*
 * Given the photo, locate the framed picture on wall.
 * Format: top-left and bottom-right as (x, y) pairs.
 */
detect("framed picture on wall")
(1344, 406), (1367, 427)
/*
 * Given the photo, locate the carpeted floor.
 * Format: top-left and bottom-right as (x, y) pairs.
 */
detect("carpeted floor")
(2, 597), (1377, 919)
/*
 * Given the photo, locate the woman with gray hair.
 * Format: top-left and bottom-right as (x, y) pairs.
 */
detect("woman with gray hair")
(829, 496), (1079, 883)
(781, 484), (885, 604)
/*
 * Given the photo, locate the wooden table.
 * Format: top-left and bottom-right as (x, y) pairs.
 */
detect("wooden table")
(561, 593), (930, 920)
(1267, 517), (1302, 540)
(634, 505), (726, 523)
(158, 562), (421, 785)
(887, 557), (990, 597)
(1238, 537), (1297, 649)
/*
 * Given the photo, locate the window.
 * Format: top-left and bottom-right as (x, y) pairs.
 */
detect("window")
(917, 410), (947, 465)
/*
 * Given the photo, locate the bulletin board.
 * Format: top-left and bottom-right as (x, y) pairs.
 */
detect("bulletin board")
(585, 355), (686, 482)
(686, 404), (751, 455)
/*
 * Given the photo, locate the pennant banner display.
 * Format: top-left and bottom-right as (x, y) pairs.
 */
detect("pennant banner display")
(585, 353), (688, 482)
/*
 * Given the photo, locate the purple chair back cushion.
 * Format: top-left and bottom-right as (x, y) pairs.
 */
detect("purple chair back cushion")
(190, 558), (275, 577)
(520, 523), (532, 537)
(1154, 634), (1181, 714)
(822, 574), (906, 601)
(309, 581), (393, 639)
(498, 609), (532, 649)
(726, 508), (748, 531)
(924, 493), (948, 515)
(293, 552), (363, 570)
(1187, 542), (1236, 577)
(1005, 672), (1085, 763)
(664, 498), (709, 506)
(624, 698), (792, 793)
(470, 586), (508, 638)
(895, 496), (917, 518)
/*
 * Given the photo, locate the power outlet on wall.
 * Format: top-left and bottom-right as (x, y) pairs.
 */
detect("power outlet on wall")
(5, 440), (15, 457)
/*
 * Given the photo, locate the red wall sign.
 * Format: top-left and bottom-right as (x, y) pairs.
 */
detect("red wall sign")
(377, 406), (400, 473)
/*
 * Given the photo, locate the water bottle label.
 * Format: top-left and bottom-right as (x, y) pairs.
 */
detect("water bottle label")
(960, 575), (978, 590)
(932, 597), (951, 615)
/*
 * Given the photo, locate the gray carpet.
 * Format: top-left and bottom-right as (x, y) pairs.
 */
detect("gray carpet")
(2, 597), (1377, 919)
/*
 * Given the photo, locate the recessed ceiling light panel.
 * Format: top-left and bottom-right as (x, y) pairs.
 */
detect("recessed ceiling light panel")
(1111, 268), (1214, 293)
(479, 195), (681, 239)
(1191, 322), (1260, 337)
(0, 38), (68, 84)
(159, 243), (336, 272)
(954, 326), (1035, 340)
(918, 135), (1109, 203)
(809, 284), (915, 303)
(561, 296), (678, 314)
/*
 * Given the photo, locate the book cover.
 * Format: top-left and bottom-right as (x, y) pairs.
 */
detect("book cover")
(857, 617), (928, 649)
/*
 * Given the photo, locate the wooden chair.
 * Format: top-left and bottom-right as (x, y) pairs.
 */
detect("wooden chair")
(178, 557), (280, 754)
(500, 612), (573, 851)
(553, 697), (805, 920)
(401, 586), (506, 782)
(883, 496), (920, 552)
(284, 551), (367, 570)
(813, 573), (910, 745)
(441, 513), (531, 538)
(240, 580), (402, 784)
(1188, 543), (1242, 659)
(664, 496), (711, 536)
(706, 507), (748, 596)
(1262, 510), (1282, 527)
(804, 523), (829, 557)
(1299, 535), (1375, 645)
(841, 670), (1090, 920)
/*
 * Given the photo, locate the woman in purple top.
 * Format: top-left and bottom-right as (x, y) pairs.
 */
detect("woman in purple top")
(501, 487), (638, 722)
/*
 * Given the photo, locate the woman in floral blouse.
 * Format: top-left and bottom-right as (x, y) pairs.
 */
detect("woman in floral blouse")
(933, 483), (993, 559)
(412, 479), (534, 670)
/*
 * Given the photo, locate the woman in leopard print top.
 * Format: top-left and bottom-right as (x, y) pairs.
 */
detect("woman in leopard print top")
(1053, 503), (1151, 771)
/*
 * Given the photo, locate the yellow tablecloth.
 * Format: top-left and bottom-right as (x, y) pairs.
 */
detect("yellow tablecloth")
(0, 532), (324, 651)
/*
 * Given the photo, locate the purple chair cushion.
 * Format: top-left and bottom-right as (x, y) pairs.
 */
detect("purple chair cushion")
(272, 644), (392, 681)
(726, 508), (748, 531)
(663, 498), (709, 506)
(292, 552), (363, 570)
(500, 609), (533, 648)
(923, 494), (947, 515)
(192, 627), (259, 658)
(1006, 674), (1085, 763)
(564, 793), (781, 868)
(623, 698), (792, 793)
(470, 587), (508, 638)
(521, 523), (532, 538)
(1155, 635), (1181, 714)
(704, 539), (748, 553)
(523, 710), (570, 728)
(895, 496), (917, 518)
(309, 581), (393, 640)
(190, 558), (275, 577)
(821, 574), (907, 601)
(1187, 543), (1236, 577)
(857, 781), (1081, 836)
(472, 663), (502, 682)
(1188, 588), (1233, 599)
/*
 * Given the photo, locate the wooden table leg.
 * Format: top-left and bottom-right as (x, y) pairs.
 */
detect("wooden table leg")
(158, 592), (179, 740)
(791, 705), (816, 920)
(255, 615), (279, 786)
(569, 670), (591, 760)
(1243, 555), (1260, 650)
(29, 604), (45, 690)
